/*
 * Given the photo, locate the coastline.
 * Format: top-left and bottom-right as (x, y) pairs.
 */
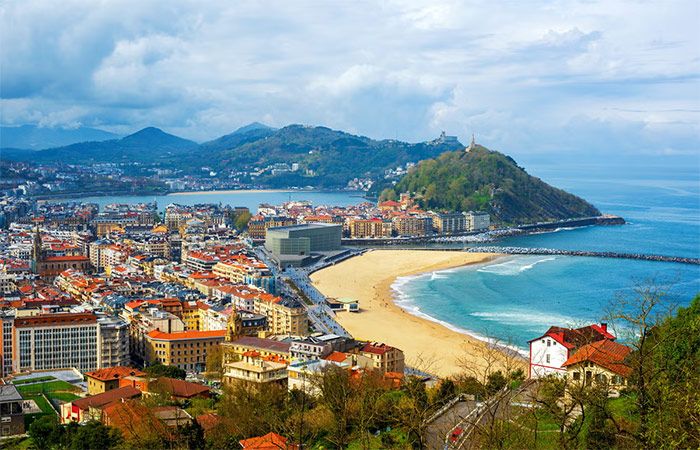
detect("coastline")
(168, 189), (297, 195)
(310, 250), (526, 379)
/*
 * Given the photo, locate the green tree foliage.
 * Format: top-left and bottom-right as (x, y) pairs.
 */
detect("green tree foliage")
(28, 417), (122, 450)
(233, 212), (252, 231)
(645, 294), (700, 448)
(385, 147), (600, 224)
(144, 361), (186, 379)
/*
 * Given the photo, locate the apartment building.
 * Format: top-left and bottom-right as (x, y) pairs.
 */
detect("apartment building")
(359, 342), (405, 374)
(348, 219), (392, 238)
(97, 314), (130, 368)
(13, 313), (100, 373)
(144, 329), (226, 373)
(0, 312), (14, 378)
(392, 216), (432, 237)
(254, 295), (308, 337)
(433, 212), (467, 234)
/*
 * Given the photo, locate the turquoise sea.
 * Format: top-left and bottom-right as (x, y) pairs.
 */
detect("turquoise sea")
(394, 162), (700, 349)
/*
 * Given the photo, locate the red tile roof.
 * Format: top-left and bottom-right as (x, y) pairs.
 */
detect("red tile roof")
(362, 342), (395, 355)
(85, 366), (146, 382)
(562, 339), (633, 377)
(196, 413), (221, 432)
(72, 385), (142, 410)
(528, 324), (615, 349)
(150, 377), (210, 399)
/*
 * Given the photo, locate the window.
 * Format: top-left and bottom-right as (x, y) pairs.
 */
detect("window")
(547, 340), (551, 347)
(573, 372), (580, 381)
(546, 354), (550, 363)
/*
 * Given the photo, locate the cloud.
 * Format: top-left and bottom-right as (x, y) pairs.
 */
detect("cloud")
(0, 0), (697, 159)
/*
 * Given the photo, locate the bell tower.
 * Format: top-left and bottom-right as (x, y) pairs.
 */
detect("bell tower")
(225, 309), (243, 342)
(31, 222), (42, 274)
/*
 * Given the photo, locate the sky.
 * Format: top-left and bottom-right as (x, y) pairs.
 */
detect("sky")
(1, 0), (698, 163)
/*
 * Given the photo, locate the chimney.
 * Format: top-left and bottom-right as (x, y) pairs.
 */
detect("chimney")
(600, 323), (607, 333)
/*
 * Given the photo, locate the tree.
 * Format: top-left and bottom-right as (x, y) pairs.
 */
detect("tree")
(378, 188), (397, 202)
(66, 421), (123, 450)
(204, 344), (223, 381)
(28, 415), (64, 450)
(318, 365), (354, 449)
(145, 361), (186, 379)
(179, 419), (205, 450)
(645, 294), (700, 448)
(603, 279), (678, 448)
(234, 212), (252, 231)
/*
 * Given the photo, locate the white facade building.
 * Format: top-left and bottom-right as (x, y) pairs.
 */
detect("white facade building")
(528, 323), (615, 379)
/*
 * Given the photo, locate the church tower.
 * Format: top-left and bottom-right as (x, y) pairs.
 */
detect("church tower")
(466, 133), (475, 152)
(225, 309), (243, 342)
(31, 223), (42, 274)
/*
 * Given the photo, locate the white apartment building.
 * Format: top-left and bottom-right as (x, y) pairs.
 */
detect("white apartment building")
(13, 313), (100, 373)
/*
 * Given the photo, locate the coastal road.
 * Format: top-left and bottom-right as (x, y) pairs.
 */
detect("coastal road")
(425, 400), (477, 450)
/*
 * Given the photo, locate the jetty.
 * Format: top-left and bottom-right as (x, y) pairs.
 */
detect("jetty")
(468, 246), (700, 265)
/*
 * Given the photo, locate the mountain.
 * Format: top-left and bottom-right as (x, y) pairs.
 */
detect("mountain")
(232, 121), (275, 134)
(185, 124), (463, 188)
(2, 127), (197, 164)
(197, 123), (277, 155)
(380, 145), (601, 224)
(0, 124), (120, 149)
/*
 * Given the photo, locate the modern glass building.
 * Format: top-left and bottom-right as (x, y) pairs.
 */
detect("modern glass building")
(265, 223), (342, 255)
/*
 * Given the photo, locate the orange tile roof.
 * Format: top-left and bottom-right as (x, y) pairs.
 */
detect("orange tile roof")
(147, 329), (226, 341)
(42, 255), (90, 262)
(562, 339), (633, 377)
(325, 351), (348, 363)
(240, 432), (296, 450)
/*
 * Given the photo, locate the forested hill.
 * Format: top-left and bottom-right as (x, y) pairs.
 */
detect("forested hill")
(380, 146), (601, 224)
(180, 124), (464, 188)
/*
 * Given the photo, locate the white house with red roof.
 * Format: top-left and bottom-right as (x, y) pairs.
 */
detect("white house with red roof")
(528, 323), (615, 378)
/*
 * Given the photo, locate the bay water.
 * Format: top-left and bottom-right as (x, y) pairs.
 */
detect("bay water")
(393, 162), (700, 349)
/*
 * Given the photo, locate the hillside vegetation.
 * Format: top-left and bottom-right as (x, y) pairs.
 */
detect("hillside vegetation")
(180, 124), (462, 188)
(381, 145), (600, 224)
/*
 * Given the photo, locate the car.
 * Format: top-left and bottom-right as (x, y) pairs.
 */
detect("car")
(451, 428), (463, 442)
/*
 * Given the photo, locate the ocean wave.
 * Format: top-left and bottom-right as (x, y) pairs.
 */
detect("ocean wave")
(477, 256), (556, 275)
(390, 270), (530, 355)
(469, 311), (583, 329)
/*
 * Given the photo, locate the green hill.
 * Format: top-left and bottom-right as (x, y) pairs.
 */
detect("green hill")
(183, 124), (463, 188)
(381, 145), (600, 224)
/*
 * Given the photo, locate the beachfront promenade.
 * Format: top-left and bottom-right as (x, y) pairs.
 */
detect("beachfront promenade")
(254, 246), (364, 337)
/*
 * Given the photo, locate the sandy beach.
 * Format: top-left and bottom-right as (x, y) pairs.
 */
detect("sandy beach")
(310, 250), (526, 379)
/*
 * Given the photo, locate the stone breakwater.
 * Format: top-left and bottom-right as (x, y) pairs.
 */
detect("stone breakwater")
(469, 246), (700, 265)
